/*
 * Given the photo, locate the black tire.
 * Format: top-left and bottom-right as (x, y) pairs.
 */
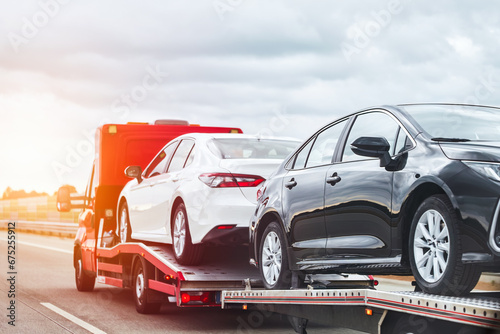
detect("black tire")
(75, 250), (95, 292)
(133, 258), (162, 314)
(118, 202), (132, 243)
(171, 203), (203, 265)
(259, 222), (291, 289)
(409, 195), (480, 296)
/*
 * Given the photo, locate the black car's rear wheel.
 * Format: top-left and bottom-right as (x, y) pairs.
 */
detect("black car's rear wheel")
(259, 222), (291, 289)
(409, 195), (480, 296)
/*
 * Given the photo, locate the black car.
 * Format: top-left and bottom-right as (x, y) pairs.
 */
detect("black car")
(249, 103), (500, 296)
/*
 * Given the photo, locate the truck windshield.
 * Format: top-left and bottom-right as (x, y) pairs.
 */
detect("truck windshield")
(209, 138), (298, 159)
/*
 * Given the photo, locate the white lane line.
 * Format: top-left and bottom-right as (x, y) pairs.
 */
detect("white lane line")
(41, 303), (107, 334)
(0, 237), (72, 254)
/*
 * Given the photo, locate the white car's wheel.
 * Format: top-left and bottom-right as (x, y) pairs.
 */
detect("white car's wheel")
(172, 203), (203, 265)
(409, 195), (480, 296)
(119, 202), (131, 243)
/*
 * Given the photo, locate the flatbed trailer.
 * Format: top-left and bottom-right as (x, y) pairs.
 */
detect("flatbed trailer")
(94, 222), (500, 333)
(222, 286), (500, 333)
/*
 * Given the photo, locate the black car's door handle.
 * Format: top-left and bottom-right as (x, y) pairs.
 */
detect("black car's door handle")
(326, 172), (341, 185)
(285, 178), (297, 189)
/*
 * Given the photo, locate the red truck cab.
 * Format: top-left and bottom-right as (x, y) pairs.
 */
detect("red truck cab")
(57, 121), (242, 291)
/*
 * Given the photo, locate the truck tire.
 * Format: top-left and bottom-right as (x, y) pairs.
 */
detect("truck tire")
(119, 202), (132, 243)
(133, 258), (162, 314)
(409, 195), (480, 296)
(172, 203), (203, 265)
(75, 250), (95, 292)
(259, 222), (291, 289)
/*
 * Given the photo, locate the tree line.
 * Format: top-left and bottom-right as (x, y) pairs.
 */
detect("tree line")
(2, 185), (77, 200)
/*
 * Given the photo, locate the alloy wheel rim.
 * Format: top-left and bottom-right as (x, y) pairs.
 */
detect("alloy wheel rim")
(136, 269), (145, 301)
(262, 231), (282, 286)
(173, 211), (186, 257)
(120, 207), (128, 243)
(413, 209), (450, 283)
(77, 258), (82, 282)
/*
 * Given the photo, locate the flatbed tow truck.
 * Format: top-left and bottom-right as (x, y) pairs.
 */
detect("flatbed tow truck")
(58, 121), (500, 334)
(88, 228), (500, 333)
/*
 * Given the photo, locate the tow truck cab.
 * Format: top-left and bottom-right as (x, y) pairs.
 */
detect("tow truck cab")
(57, 121), (242, 280)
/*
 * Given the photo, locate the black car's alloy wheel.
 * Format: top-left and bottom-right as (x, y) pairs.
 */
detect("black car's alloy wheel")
(409, 195), (480, 296)
(259, 222), (291, 289)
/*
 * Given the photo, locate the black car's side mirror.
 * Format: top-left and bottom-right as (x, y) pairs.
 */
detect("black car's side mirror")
(351, 136), (392, 167)
(125, 165), (143, 183)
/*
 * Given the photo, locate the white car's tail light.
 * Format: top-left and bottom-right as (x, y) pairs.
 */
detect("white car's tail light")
(199, 173), (265, 188)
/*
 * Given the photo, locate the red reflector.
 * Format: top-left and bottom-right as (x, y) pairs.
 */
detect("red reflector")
(181, 293), (190, 304)
(199, 173), (264, 188)
(181, 292), (211, 305)
(217, 225), (236, 230)
(368, 275), (379, 286)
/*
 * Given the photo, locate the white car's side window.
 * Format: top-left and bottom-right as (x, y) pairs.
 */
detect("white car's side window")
(145, 142), (178, 178)
(168, 139), (195, 173)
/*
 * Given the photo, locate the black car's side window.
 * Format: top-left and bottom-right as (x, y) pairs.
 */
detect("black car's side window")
(306, 120), (347, 168)
(342, 112), (400, 162)
(168, 139), (195, 173)
(145, 141), (178, 178)
(291, 120), (347, 170)
(292, 139), (314, 169)
(393, 127), (414, 155)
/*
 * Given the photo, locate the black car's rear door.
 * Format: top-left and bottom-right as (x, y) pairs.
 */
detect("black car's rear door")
(282, 119), (348, 265)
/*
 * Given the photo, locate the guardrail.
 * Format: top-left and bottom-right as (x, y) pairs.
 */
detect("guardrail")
(0, 220), (77, 238)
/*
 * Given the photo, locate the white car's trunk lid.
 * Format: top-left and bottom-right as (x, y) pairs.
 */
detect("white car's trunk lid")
(218, 159), (283, 204)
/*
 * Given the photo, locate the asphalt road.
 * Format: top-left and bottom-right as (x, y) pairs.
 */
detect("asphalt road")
(0, 232), (368, 334)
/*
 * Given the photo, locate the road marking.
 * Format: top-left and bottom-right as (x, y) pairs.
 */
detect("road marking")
(0, 237), (72, 254)
(41, 303), (107, 334)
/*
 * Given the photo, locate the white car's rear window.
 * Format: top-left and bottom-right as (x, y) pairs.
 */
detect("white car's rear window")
(209, 139), (298, 159)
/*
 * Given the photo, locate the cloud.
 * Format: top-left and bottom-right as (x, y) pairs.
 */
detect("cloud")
(1, 0), (500, 192)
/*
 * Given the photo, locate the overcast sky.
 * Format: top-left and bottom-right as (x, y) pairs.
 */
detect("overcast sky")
(1, 0), (500, 194)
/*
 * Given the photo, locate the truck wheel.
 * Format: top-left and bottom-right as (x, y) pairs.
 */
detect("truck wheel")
(409, 195), (480, 296)
(172, 203), (203, 265)
(119, 202), (132, 243)
(133, 258), (162, 314)
(259, 222), (291, 289)
(75, 251), (95, 292)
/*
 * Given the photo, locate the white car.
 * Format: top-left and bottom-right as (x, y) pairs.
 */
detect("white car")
(117, 133), (300, 265)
